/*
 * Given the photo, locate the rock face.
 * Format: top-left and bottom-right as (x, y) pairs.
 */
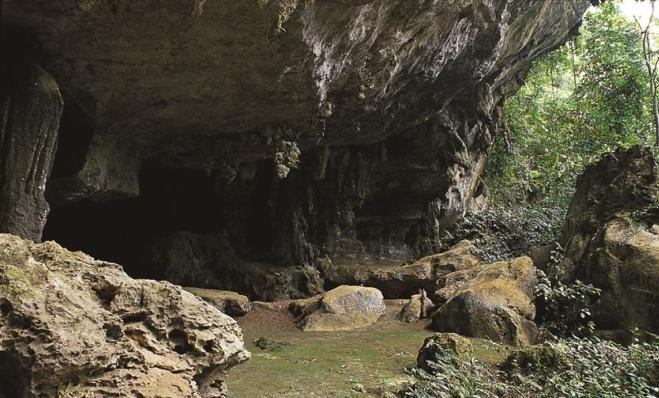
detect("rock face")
(144, 231), (324, 301)
(0, 234), (249, 397)
(0, 62), (63, 242)
(290, 285), (386, 331)
(563, 146), (659, 332)
(431, 256), (538, 346)
(1, 1), (588, 291)
(184, 287), (251, 317)
(323, 240), (481, 298)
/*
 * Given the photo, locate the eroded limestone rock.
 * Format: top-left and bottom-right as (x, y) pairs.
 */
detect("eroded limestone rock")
(0, 234), (249, 397)
(290, 285), (386, 331)
(431, 256), (538, 346)
(0, 63), (62, 242)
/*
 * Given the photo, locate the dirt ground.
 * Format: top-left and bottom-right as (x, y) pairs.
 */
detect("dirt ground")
(225, 300), (510, 398)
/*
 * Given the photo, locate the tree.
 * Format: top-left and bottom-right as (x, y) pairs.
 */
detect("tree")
(635, 0), (659, 146)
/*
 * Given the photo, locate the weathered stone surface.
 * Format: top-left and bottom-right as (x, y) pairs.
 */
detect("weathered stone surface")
(399, 292), (435, 323)
(577, 217), (659, 332)
(184, 287), (251, 317)
(431, 256), (538, 346)
(417, 333), (473, 372)
(290, 285), (386, 331)
(323, 240), (480, 298)
(1, 1), (588, 283)
(0, 63), (62, 241)
(563, 146), (659, 333)
(0, 234), (249, 397)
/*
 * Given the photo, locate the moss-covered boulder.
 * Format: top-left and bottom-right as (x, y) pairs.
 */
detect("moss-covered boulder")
(290, 285), (386, 332)
(184, 287), (251, 316)
(563, 146), (659, 333)
(416, 333), (473, 371)
(0, 234), (249, 397)
(502, 342), (569, 372)
(580, 217), (659, 332)
(431, 256), (538, 346)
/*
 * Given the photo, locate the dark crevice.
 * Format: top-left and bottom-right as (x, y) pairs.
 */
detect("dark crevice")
(49, 95), (94, 179)
(0, 352), (27, 398)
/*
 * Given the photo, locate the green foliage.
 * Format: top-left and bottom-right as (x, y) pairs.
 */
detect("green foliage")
(440, 206), (563, 263)
(404, 347), (510, 398)
(534, 244), (601, 337)
(405, 338), (659, 398)
(489, 2), (655, 207)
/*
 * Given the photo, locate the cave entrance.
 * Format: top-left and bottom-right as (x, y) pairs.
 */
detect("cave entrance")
(42, 166), (223, 279)
(42, 161), (280, 279)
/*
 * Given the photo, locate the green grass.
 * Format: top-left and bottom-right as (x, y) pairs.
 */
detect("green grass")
(225, 303), (509, 397)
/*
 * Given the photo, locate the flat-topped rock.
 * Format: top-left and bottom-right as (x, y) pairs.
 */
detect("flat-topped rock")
(184, 287), (251, 317)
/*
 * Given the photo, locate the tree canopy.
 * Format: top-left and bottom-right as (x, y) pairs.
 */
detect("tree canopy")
(487, 1), (658, 206)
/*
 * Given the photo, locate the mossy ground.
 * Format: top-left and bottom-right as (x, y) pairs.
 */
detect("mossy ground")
(226, 301), (510, 397)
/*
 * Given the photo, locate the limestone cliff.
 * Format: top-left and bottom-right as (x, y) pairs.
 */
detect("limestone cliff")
(2, 0), (590, 295)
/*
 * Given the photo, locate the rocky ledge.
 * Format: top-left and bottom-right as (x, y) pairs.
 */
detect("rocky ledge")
(1, 0), (589, 296)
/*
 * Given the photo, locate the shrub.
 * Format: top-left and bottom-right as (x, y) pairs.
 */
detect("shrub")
(439, 206), (563, 263)
(533, 244), (601, 337)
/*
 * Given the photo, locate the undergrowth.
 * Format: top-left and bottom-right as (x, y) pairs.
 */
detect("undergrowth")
(439, 206), (564, 263)
(534, 243), (601, 337)
(405, 339), (659, 398)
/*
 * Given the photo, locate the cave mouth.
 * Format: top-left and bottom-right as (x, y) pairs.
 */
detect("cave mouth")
(42, 162), (278, 281)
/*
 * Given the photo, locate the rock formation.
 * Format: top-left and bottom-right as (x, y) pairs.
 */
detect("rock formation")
(290, 285), (386, 331)
(0, 234), (249, 397)
(1, 0), (589, 294)
(323, 240), (480, 298)
(0, 62), (63, 242)
(431, 256), (539, 346)
(184, 287), (252, 317)
(563, 146), (659, 333)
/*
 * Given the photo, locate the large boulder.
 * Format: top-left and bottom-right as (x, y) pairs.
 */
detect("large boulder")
(290, 285), (386, 332)
(563, 146), (659, 332)
(576, 217), (659, 332)
(322, 240), (480, 298)
(0, 234), (249, 398)
(431, 256), (538, 346)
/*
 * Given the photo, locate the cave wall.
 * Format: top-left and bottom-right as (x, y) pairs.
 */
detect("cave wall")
(2, 0), (590, 295)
